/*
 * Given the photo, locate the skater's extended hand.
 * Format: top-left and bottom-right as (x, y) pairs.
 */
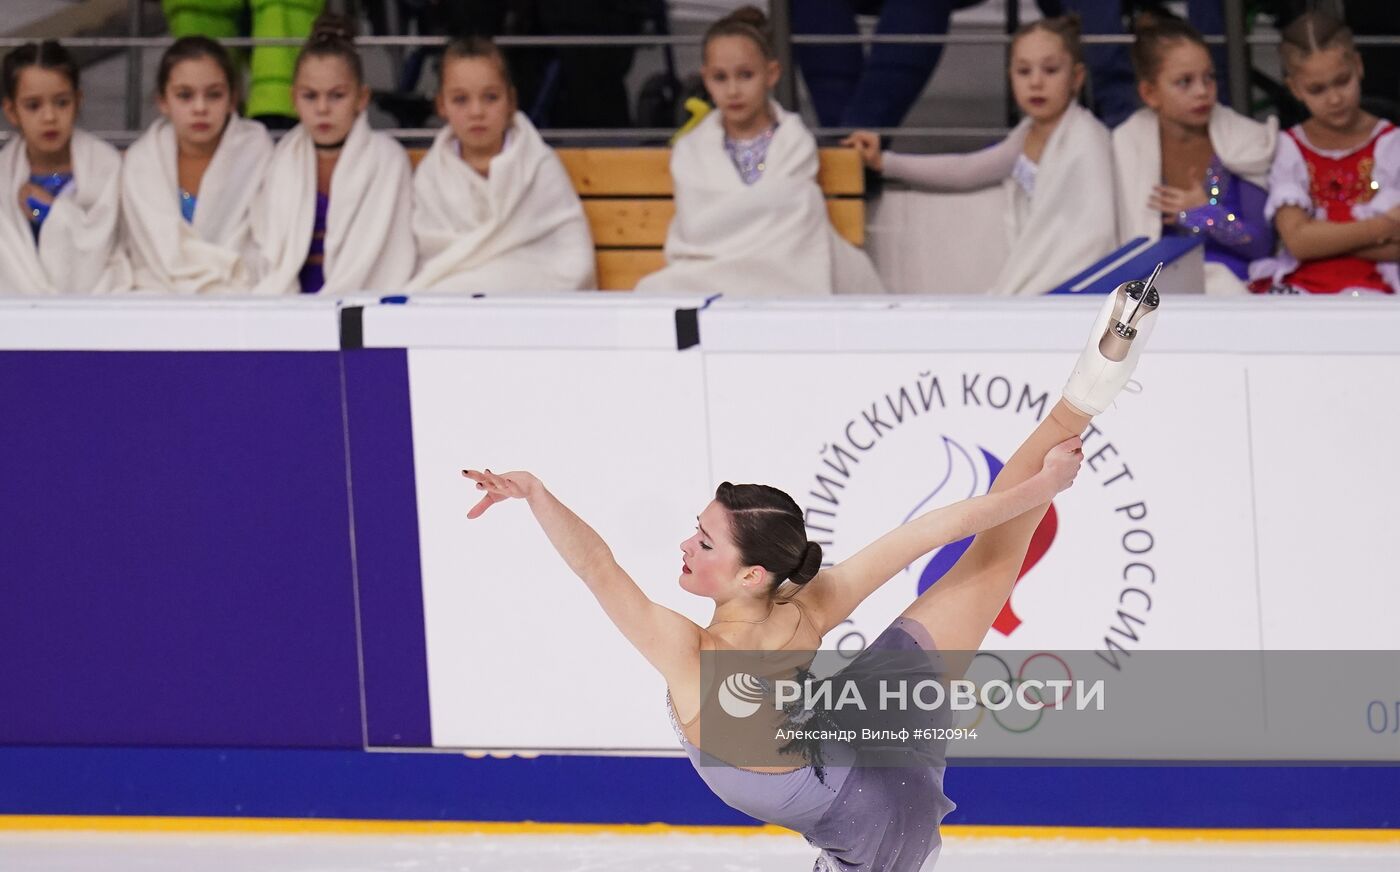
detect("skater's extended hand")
(841, 130), (883, 172)
(462, 468), (539, 519)
(1040, 436), (1083, 494)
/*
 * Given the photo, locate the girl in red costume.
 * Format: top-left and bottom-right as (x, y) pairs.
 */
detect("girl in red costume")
(1252, 11), (1400, 294)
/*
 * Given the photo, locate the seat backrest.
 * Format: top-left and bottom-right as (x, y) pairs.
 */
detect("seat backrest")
(406, 146), (866, 290)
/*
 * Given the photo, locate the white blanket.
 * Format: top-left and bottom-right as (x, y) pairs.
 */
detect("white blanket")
(1113, 105), (1276, 294)
(251, 112), (415, 295)
(406, 112), (594, 293)
(634, 103), (884, 296)
(0, 129), (130, 294)
(121, 115), (272, 293)
(992, 102), (1118, 295)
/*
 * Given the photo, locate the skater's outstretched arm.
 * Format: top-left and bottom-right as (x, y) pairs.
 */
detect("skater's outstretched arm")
(462, 469), (703, 680)
(798, 438), (1082, 634)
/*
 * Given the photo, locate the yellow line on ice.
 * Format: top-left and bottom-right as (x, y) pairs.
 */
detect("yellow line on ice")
(0, 816), (793, 837)
(1, 817), (1397, 844)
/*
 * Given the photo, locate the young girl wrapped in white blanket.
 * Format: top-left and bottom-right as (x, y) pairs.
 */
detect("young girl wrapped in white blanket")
(1112, 13), (1275, 295)
(847, 15), (1117, 296)
(0, 40), (130, 294)
(406, 37), (594, 293)
(121, 36), (273, 293)
(250, 15), (414, 295)
(635, 6), (883, 296)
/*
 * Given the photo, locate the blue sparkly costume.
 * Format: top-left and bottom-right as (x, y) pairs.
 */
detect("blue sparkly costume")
(25, 172), (73, 240)
(179, 188), (197, 223)
(669, 608), (957, 871)
(1168, 154), (1273, 281)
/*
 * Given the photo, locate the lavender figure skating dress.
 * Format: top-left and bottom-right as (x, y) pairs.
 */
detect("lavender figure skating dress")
(669, 606), (957, 871)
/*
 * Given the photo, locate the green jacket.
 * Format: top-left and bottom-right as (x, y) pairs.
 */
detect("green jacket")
(162, 0), (325, 119)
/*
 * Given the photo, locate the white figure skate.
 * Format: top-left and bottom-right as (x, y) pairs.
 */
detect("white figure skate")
(1062, 262), (1162, 416)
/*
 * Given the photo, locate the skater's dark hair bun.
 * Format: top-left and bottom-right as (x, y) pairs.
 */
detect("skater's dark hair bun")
(714, 482), (822, 590)
(791, 541), (823, 585)
(704, 6), (775, 61)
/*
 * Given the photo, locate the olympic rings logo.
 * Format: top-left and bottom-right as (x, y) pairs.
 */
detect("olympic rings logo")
(958, 652), (1073, 733)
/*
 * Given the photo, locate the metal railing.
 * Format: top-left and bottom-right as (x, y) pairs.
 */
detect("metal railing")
(13, 0), (1400, 142)
(8, 33), (1400, 48)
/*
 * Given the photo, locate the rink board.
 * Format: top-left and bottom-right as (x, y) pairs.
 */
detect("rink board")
(1, 296), (1398, 826)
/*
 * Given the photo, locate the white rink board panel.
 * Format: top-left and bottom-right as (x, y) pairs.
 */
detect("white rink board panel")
(0, 298), (341, 350)
(397, 297), (1400, 755)
(1245, 355), (1400, 651)
(702, 350), (1260, 654)
(408, 347), (712, 750)
(359, 294), (707, 350)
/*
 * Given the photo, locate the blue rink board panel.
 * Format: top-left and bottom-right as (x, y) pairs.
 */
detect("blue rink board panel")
(341, 350), (432, 747)
(0, 747), (1395, 828)
(0, 350), (431, 748)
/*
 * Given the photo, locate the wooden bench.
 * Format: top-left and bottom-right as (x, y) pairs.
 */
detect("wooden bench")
(406, 147), (866, 291)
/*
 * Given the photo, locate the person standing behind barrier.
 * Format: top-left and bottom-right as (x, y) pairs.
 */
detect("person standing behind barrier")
(1251, 12), (1400, 294)
(121, 37), (273, 293)
(793, 0), (980, 130)
(846, 15), (1116, 295)
(1113, 13), (1276, 295)
(250, 16), (414, 295)
(0, 41), (130, 294)
(406, 38), (595, 294)
(635, 7), (884, 297)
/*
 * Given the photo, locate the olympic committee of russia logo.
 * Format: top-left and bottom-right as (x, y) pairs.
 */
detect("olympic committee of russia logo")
(802, 369), (1160, 705)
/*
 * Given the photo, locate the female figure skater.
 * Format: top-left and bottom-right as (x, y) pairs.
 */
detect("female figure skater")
(846, 16), (1116, 296)
(0, 40), (130, 294)
(1251, 12), (1400, 295)
(251, 16), (414, 295)
(121, 37), (273, 293)
(461, 273), (1161, 870)
(1113, 13), (1276, 295)
(634, 6), (883, 296)
(406, 37), (595, 294)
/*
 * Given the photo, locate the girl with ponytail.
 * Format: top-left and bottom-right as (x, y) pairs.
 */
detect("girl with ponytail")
(1112, 11), (1276, 295)
(121, 36), (272, 292)
(633, 6), (883, 296)
(1250, 11), (1400, 295)
(846, 15), (1117, 295)
(250, 15), (415, 295)
(0, 40), (130, 293)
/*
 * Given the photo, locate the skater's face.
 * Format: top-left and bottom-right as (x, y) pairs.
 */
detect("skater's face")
(1140, 41), (1217, 129)
(1009, 30), (1083, 124)
(158, 57), (232, 152)
(438, 56), (515, 161)
(294, 55), (370, 148)
(1286, 47), (1364, 133)
(3, 66), (78, 161)
(680, 501), (764, 597)
(702, 35), (780, 135)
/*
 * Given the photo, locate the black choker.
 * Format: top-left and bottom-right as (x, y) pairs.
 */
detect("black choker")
(314, 136), (348, 151)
